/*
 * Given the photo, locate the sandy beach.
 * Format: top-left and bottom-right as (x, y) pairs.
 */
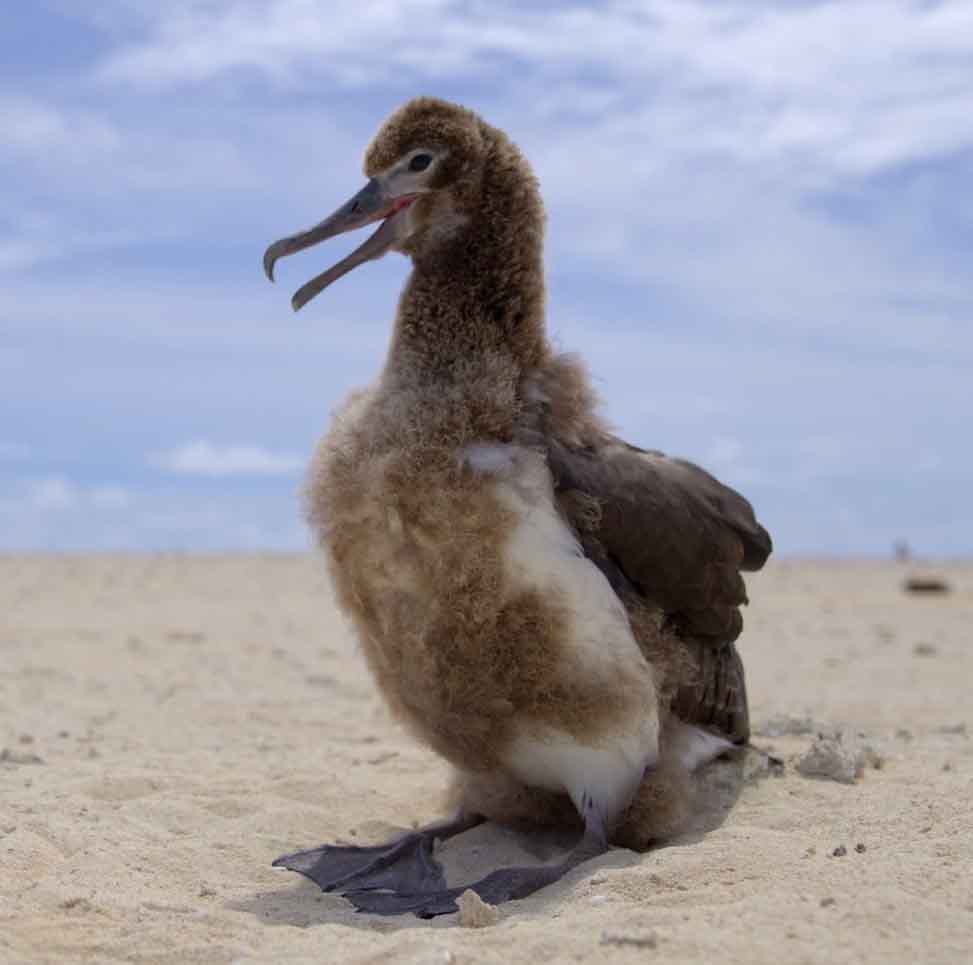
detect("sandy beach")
(1, 555), (970, 964)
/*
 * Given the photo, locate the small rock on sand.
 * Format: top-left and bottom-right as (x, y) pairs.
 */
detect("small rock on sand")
(457, 889), (499, 928)
(796, 733), (867, 784)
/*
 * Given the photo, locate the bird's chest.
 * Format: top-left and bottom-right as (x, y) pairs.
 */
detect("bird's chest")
(306, 397), (652, 773)
(309, 421), (542, 738)
(314, 438), (511, 619)
(308, 386), (526, 610)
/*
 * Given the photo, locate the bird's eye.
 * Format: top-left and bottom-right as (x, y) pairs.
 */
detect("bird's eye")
(409, 153), (432, 172)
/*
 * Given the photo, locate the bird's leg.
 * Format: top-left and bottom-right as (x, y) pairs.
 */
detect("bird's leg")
(346, 791), (610, 918)
(273, 812), (484, 896)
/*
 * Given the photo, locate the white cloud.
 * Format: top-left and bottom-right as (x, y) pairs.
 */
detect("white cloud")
(29, 477), (80, 510)
(16, 477), (136, 512)
(0, 94), (257, 194)
(0, 477), (307, 551)
(0, 95), (120, 159)
(0, 89), (359, 272)
(88, 1), (973, 178)
(0, 225), (149, 274)
(152, 441), (304, 476)
(12, 2), (972, 327)
(51, 0), (970, 357)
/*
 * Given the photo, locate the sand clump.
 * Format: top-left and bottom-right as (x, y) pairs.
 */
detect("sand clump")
(795, 732), (870, 784)
(456, 889), (500, 928)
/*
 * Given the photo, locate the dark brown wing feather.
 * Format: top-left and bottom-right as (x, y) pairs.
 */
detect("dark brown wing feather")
(545, 434), (771, 743)
(671, 638), (751, 744)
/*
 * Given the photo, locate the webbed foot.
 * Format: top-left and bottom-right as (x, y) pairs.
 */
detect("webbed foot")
(346, 827), (610, 918)
(273, 813), (484, 897)
(345, 862), (566, 918)
(273, 832), (447, 894)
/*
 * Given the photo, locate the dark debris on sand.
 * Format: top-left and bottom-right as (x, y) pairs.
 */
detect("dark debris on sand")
(903, 576), (951, 595)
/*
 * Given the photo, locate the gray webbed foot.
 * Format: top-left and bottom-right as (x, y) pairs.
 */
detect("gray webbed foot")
(346, 861), (577, 918)
(347, 826), (609, 918)
(273, 832), (446, 895)
(274, 814), (605, 918)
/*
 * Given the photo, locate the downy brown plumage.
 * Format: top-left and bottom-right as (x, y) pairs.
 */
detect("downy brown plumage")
(263, 96), (772, 918)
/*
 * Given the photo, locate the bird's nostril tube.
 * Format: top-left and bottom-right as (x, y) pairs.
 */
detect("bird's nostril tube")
(350, 200), (361, 214)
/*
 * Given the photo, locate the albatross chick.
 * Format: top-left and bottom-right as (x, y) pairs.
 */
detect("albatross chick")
(262, 96), (772, 918)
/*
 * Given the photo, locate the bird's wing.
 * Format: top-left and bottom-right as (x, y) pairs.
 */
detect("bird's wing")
(545, 435), (771, 742)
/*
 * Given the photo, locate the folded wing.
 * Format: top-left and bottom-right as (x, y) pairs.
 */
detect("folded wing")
(545, 435), (772, 743)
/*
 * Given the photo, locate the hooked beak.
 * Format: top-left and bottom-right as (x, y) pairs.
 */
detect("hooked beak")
(263, 178), (417, 311)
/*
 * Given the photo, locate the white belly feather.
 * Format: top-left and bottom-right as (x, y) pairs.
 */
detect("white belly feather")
(461, 442), (660, 824)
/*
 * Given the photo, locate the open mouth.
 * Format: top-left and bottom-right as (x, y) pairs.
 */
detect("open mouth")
(263, 183), (419, 311)
(389, 196), (417, 216)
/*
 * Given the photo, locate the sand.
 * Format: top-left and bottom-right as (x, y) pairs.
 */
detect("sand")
(1, 555), (971, 964)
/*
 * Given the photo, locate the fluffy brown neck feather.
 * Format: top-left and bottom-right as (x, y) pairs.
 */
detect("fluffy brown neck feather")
(384, 124), (549, 385)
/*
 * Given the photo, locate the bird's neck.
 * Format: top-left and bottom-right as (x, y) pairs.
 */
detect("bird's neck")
(384, 173), (548, 387)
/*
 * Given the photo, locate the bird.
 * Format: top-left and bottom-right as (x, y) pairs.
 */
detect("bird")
(262, 96), (772, 919)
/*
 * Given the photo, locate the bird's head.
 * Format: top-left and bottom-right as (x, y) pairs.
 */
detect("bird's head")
(263, 97), (488, 311)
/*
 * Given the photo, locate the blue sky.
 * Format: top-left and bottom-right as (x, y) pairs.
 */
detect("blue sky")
(2, 0), (971, 555)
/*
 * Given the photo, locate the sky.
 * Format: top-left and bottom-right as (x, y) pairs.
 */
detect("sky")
(2, 0), (971, 556)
